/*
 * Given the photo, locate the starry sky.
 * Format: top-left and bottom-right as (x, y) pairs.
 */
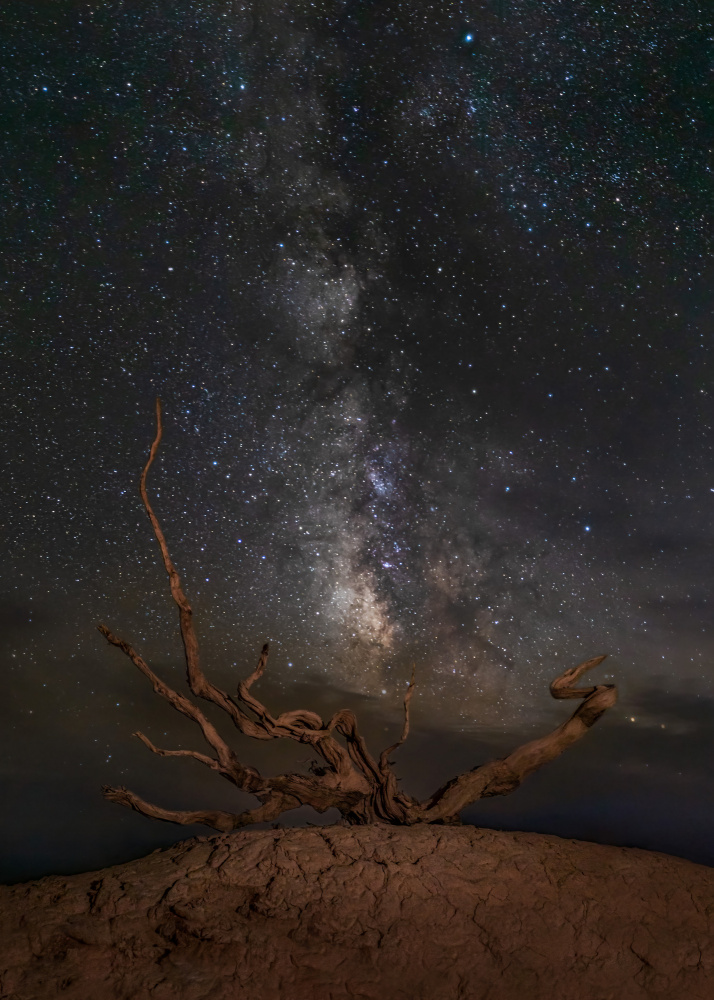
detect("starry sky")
(3, 0), (714, 882)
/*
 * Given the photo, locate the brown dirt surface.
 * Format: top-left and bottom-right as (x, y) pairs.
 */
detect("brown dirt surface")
(1, 824), (713, 999)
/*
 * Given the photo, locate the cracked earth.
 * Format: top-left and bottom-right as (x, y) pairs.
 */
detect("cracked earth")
(1, 825), (713, 999)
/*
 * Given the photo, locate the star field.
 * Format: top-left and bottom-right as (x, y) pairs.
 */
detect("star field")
(2, 1), (714, 879)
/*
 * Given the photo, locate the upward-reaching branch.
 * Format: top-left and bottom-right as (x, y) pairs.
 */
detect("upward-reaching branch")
(379, 665), (416, 773)
(139, 398), (219, 703)
(421, 656), (617, 823)
(135, 401), (364, 782)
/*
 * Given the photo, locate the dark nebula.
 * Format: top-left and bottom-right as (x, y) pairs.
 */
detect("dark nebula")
(2, 1), (713, 882)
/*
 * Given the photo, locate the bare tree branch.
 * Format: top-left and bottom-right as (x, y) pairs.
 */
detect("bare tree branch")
(379, 665), (416, 773)
(138, 399), (267, 738)
(421, 657), (617, 822)
(549, 654), (608, 699)
(97, 624), (262, 792)
(242, 642), (270, 692)
(102, 785), (296, 833)
(133, 731), (219, 772)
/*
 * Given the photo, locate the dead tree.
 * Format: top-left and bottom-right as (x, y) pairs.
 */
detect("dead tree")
(99, 400), (618, 830)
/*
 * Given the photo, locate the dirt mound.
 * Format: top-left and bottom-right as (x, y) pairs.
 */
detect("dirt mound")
(1, 825), (713, 999)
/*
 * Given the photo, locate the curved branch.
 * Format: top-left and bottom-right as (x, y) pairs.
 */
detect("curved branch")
(237, 646), (325, 734)
(133, 731), (220, 771)
(549, 654), (608, 699)
(139, 398), (202, 694)
(422, 655), (617, 822)
(234, 647), (376, 788)
(97, 624), (262, 793)
(351, 667), (421, 824)
(242, 642), (270, 692)
(272, 709), (324, 729)
(379, 665), (416, 773)
(327, 710), (383, 784)
(102, 785), (296, 833)
(139, 399), (267, 736)
(235, 643), (287, 734)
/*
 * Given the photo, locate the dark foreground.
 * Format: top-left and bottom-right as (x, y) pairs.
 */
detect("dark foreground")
(1, 824), (712, 999)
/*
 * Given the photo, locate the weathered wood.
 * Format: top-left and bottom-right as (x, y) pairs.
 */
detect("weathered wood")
(99, 400), (618, 831)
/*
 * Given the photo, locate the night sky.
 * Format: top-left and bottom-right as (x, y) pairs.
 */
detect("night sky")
(3, 1), (714, 884)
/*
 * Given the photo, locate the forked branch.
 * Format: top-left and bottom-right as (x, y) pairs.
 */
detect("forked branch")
(98, 400), (619, 830)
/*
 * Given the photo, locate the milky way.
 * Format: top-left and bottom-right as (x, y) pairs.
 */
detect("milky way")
(3, 1), (714, 878)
